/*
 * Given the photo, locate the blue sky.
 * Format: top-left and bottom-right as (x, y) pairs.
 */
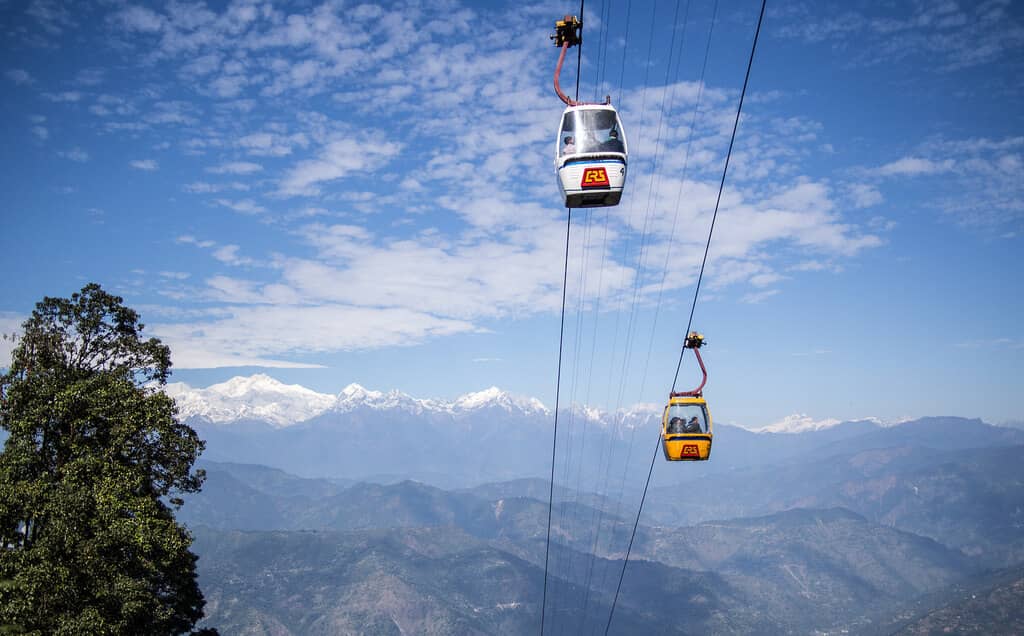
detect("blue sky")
(1, 0), (1022, 428)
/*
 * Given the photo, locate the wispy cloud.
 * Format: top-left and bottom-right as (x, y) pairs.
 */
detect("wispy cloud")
(26, 0), (77, 36)
(214, 198), (267, 215)
(153, 304), (478, 365)
(212, 245), (253, 267)
(207, 161), (263, 175)
(4, 69), (33, 85)
(42, 91), (83, 102)
(19, 0), (892, 367)
(278, 138), (402, 196)
(740, 289), (780, 304)
(955, 337), (1022, 350)
(862, 136), (1024, 230)
(872, 157), (956, 177)
(57, 147), (89, 162)
(129, 159), (159, 171)
(776, 1), (1024, 71)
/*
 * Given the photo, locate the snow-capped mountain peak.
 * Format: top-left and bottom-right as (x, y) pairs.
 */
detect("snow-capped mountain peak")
(749, 413), (841, 434)
(335, 383), (430, 413)
(209, 373), (307, 398)
(747, 414), (891, 434)
(452, 386), (549, 415)
(339, 382), (383, 401)
(170, 375), (554, 425)
(168, 375), (337, 427)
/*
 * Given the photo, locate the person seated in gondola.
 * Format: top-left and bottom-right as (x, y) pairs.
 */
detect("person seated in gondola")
(668, 416), (685, 434)
(563, 136), (575, 155)
(684, 416), (702, 433)
(602, 128), (624, 152)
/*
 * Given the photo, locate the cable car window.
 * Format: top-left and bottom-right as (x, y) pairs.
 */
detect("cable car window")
(666, 403), (708, 434)
(561, 109), (625, 155)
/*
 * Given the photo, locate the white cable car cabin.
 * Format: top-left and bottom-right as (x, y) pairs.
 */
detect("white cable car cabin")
(555, 104), (628, 208)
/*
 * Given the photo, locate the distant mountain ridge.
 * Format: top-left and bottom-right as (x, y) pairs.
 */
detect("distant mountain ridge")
(165, 374), (553, 427)
(170, 376), (1023, 493)
(164, 373), (895, 433)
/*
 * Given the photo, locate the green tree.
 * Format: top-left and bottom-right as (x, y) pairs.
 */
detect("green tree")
(0, 284), (216, 635)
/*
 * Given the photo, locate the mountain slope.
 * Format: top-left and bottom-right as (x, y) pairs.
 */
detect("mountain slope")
(192, 525), (749, 635)
(639, 507), (977, 631)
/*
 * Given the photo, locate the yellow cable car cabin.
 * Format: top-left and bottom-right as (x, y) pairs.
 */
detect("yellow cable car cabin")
(662, 396), (712, 461)
(662, 331), (713, 461)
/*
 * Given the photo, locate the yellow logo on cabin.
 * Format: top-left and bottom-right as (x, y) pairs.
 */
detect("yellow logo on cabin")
(581, 167), (610, 188)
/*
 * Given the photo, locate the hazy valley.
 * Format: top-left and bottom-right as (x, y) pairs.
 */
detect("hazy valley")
(167, 375), (1024, 634)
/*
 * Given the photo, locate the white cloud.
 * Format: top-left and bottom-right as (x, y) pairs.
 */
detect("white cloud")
(129, 159), (159, 171)
(75, 68), (105, 86)
(847, 183), (883, 208)
(212, 245), (253, 266)
(110, 5), (164, 33)
(5, 69), (33, 85)
(31, 126), (49, 140)
(775, 2), (1024, 71)
(237, 132), (306, 157)
(33, 0), (892, 364)
(740, 289), (780, 304)
(214, 198), (266, 215)
(43, 91), (83, 102)
(159, 344), (327, 369)
(58, 147), (89, 162)
(183, 181), (249, 193)
(955, 338), (1022, 350)
(159, 271), (190, 280)
(153, 304), (478, 367)
(279, 137), (401, 196)
(865, 137), (1024, 230)
(27, 0), (77, 35)
(177, 235), (216, 249)
(873, 157), (955, 177)
(207, 161), (262, 175)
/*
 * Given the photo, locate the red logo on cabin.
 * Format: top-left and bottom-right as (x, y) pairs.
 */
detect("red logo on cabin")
(581, 167), (610, 188)
(682, 444), (700, 458)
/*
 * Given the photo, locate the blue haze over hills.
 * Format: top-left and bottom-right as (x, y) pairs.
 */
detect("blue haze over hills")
(164, 375), (1024, 633)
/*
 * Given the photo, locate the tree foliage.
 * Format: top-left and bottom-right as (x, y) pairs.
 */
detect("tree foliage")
(0, 284), (215, 635)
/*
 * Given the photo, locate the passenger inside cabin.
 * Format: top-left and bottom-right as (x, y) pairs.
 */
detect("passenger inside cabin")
(563, 136), (575, 155)
(685, 416), (702, 433)
(602, 128), (624, 152)
(668, 416), (685, 434)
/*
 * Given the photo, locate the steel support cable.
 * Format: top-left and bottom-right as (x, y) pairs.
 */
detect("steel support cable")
(553, 208), (596, 623)
(559, 0), (624, 620)
(542, 1), (588, 631)
(556, 1), (659, 624)
(615, 0), (634, 107)
(578, 0), (693, 624)
(599, 0), (688, 569)
(541, 207), (573, 636)
(604, 1), (767, 633)
(607, 0), (662, 418)
(636, 0), (718, 418)
(593, 0), (611, 102)
(590, 2), (707, 612)
(552, 2), (636, 626)
(590, 1), (659, 540)
(548, 2), (659, 622)
(611, 0), (690, 416)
